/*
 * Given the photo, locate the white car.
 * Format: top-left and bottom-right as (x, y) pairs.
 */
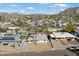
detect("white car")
(67, 46), (79, 51)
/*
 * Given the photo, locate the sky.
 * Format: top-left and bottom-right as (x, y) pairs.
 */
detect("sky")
(0, 3), (79, 14)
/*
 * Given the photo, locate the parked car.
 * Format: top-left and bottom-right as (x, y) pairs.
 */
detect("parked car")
(67, 46), (79, 51)
(72, 30), (79, 37)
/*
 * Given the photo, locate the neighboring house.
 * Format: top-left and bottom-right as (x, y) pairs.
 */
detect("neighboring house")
(30, 22), (36, 26)
(73, 22), (79, 27)
(16, 31), (26, 39)
(7, 27), (20, 33)
(48, 28), (62, 32)
(6, 30), (26, 39)
(49, 32), (75, 41)
(0, 36), (22, 48)
(3, 22), (12, 28)
(58, 20), (68, 28)
(1, 24), (7, 28)
(26, 20), (31, 24)
(28, 34), (48, 43)
(1, 31), (26, 48)
(36, 20), (43, 26)
(0, 33), (6, 36)
(50, 20), (57, 27)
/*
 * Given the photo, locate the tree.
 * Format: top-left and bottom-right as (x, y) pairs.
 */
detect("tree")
(15, 28), (19, 32)
(75, 14), (79, 22)
(0, 16), (5, 22)
(65, 21), (76, 32)
(43, 29), (49, 35)
(12, 20), (24, 27)
(24, 34), (29, 39)
(0, 27), (8, 32)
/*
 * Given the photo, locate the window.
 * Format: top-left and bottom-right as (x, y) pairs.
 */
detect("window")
(3, 43), (8, 45)
(52, 37), (56, 39)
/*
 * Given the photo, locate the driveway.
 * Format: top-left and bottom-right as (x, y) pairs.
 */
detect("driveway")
(51, 40), (66, 50)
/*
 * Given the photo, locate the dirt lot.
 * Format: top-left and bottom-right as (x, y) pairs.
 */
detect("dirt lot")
(0, 40), (78, 56)
(26, 41), (52, 52)
(0, 45), (19, 54)
(0, 50), (76, 56)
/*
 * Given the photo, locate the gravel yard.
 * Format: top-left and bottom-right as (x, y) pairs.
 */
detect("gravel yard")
(0, 50), (76, 56)
(26, 41), (52, 52)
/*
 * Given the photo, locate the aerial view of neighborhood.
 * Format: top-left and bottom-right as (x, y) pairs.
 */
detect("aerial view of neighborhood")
(0, 3), (79, 56)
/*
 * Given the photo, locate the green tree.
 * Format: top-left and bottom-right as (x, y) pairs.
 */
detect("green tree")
(43, 29), (49, 35)
(65, 21), (76, 32)
(75, 14), (79, 22)
(0, 27), (8, 32)
(12, 20), (24, 27)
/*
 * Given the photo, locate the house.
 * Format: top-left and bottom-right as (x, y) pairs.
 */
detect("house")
(0, 30), (26, 48)
(49, 20), (57, 27)
(0, 36), (22, 48)
(1, 22), (12, 28)
(73, 22), (79, 27)
(7, 27), (20, 34)
(28, 34), (48, 43)
(49, 32), (75, 41)
(30, 22), (36, 26)
(58, 20), (68, 28)
(36, 20), (43, 26)
(48, 28), (62, 32)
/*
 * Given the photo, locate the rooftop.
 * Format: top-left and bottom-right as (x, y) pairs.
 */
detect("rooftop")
(50, 32), (75, 38)
(28, 34), (48, 41)
(0, 36), (21, 42)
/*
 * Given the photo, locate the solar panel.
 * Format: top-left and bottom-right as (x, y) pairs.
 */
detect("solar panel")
(0, 36), (15, 40)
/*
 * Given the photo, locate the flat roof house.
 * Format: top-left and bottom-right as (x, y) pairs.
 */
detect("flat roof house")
(48, 28), (62, 32)
(58, 20), (68, 28)
(28, 34), (48, 43)
(0, 36), (22, 48)
(49, 32), (75, 41)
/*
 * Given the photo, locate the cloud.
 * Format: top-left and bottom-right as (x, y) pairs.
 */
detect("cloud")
(37, 3), (50, 5)
(49, 4), (68, 14)
(0, 10), (17, 13)
(19, 10), (26, 13)
(10, 4), (17, 6)
(49, 8), (66, 14)
(49, 4), (68, 8)
(54, 4), (68, 7)
(26, 7), (34, 10)
(59, 8), (66, 11)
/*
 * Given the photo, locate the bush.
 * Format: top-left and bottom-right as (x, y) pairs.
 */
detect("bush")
(65, 21), (76, 32)
(0, 27), (8, 32)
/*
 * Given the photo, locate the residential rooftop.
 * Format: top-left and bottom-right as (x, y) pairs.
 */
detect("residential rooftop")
(50, 32), (75, 38)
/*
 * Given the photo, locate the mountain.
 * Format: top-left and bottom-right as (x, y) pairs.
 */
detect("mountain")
(58, 7), (79, 22)
(0, 7), (79, 23)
